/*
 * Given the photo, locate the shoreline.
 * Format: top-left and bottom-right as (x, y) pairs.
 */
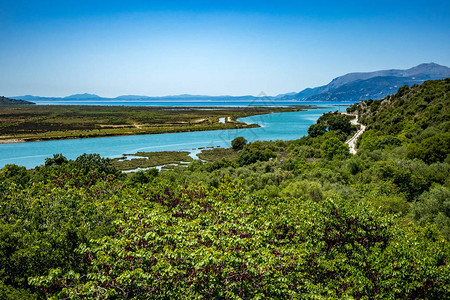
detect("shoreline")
(0, 105), (316, 144)
(0, 122), (260, 144)
(0, 139), (26, 144)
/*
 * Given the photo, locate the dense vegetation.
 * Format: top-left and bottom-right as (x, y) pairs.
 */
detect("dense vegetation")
(349, 78), (449, 140)
(0, 105), (302, 143)
(0, 96), (34, 106)
(1, 79), (449, 298)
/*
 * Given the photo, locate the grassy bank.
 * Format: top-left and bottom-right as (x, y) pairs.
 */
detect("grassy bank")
(112, 151), (194, 171)
(197, 147), (240, 162)
(0, 105), (308, 143)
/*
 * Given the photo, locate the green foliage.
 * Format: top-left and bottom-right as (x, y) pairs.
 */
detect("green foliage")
(129, 168), (159, 185)
(407, 132), (450, 164)
(2, 135), (450, 298)
(205, 158), (238, 172)
(0, 279), (36, 299)
(3, 79), (450, 298)
(37, 153), (123, 188)
(280, 180), (324, 202)
(396, 84), (410, 97)
(358, 130), (381, 151)
(377, 135), (402, 149)
(355, 181), (410, 215)
(346, 78), (450, 234)
(238, 148), (276, 166)
(352, 78), (450, 138)
(0, 170), (122, 297)
(0, 96), (34, 106)
(0, 164), (30, 187)
(358, 131), (402, 151)
(231, 136), (247, 150)
(197, 147), (240, 163)
(44, 153), (68, 166)
(307, 123), (327, 137)
(321, 137), (350, 160)
(364, 159), (431, 200)
(318, 111), (354, 136)
(346, 155), (364, 175)
(30, 189), (450, 299)
(288, 144), (321, 160)
(71, 153), (118, 176)
(409, 186), (450, 240)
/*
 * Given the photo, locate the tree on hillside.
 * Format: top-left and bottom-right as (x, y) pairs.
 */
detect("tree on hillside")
(308, 123), (327, 137)
(407, 132), (450, 164)
(317, 111), (352, 135)
(45, 154), (68, 166)
(321, 137), (350, 160)
(231, 136), (247, 151)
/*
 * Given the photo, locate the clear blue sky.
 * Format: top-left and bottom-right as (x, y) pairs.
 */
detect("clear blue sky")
(1, 0), (449, 97)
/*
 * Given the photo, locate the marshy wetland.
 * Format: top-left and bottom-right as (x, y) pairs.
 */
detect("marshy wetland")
(0, 105), (306, 143)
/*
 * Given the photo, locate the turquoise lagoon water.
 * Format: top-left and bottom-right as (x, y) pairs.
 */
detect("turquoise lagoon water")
(0, 103), (352, 169)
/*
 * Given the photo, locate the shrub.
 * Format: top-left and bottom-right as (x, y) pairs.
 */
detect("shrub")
(307, 123), (327, 137)
(45, 153), (68, 166)
(129, 168), (159, 185)
(409, 185), (450, 240)
(231, 136), (247, 151)
(407, 132), (450, 164)
(321, 137), (350, 160)
(238, 148), (276, 166)
(0, 164), (30, 187)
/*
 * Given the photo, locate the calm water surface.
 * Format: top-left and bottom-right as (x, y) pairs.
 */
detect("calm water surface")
(0, 102), (352, 168)
(30, 99), (334, 107)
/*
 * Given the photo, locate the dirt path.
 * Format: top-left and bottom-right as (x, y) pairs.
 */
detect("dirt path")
(343, 113), (366, 154)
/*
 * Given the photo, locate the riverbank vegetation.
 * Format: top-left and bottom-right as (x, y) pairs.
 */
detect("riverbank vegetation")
(0, 105), (305, 143)
(1, 79), (449, 298)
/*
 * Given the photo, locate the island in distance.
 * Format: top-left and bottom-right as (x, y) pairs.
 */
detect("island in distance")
(11, 62), (450, 103)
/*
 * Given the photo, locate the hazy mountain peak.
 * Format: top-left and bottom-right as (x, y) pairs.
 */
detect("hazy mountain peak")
(9, 63), (450, 103)
(405, 62), (450, 76)
(326, 63), (450, 91)
(64, 93), (102, 99)
(291, 63), (450, 101)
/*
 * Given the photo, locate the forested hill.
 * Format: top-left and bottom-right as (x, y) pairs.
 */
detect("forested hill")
(349, 78), (449, 136)
(0, 96), (34, 105)
(348, 78), (450, 165)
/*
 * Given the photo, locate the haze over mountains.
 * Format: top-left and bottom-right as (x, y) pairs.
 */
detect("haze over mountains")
(277, 62), (450, 101)
(12, 63), (450, 103)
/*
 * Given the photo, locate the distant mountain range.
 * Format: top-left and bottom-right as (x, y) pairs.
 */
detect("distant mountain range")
(276, 62), (450, 101)
(13, 93), (263, 101)
(11, 63), (450, 102)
